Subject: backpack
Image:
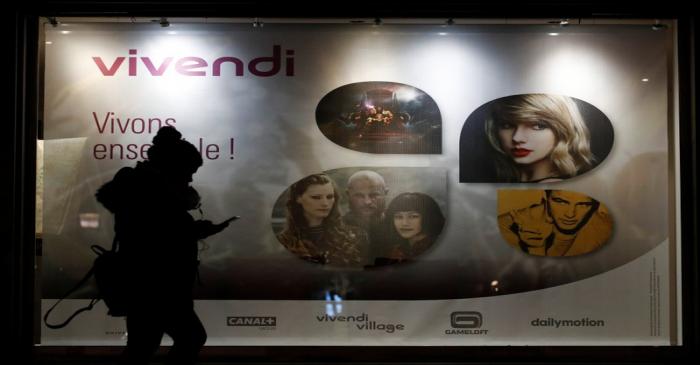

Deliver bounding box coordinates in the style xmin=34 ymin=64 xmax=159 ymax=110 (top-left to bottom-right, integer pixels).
xmin=43 ymin=237 xmax=127 ymax=329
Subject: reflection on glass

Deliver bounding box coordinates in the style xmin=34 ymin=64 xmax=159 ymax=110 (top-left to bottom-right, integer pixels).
xmin=325 ymin=291 xmax=343 ymax=316
xmin=79 ymin=213 xmax=100 ymax=229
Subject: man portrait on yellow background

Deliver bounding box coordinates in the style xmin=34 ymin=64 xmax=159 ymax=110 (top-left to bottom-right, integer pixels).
xmin=498 ymin=190 xmax=613 ymax=257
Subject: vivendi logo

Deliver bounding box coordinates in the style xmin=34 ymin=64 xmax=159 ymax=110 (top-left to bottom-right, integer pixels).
xmin=92 ymin=45 xmax=294 ymax=77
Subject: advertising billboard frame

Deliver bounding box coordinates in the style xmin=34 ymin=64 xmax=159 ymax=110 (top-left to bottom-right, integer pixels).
xmin=6 ymin=2 xmax=699 ymax=364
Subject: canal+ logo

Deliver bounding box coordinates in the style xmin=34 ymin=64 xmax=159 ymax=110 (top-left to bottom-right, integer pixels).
xmin=227 ymin=316 xmax=277 ymax=329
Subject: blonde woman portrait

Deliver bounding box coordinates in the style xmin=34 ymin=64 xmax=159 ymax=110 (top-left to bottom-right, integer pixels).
xmin=460 ymin=94 xmax=613 ymax=183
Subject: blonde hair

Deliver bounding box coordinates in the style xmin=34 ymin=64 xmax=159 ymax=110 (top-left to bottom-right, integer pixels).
xmin=485 ymin=94 xmax=595 ymax=181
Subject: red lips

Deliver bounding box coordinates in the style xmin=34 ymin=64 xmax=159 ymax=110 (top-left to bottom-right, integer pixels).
xmin=511 ymin=148 xmax=532 ymax=157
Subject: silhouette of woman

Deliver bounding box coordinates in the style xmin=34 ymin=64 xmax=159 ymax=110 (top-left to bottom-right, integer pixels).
xmin=96 ymin=126 xmax=229 ymax=365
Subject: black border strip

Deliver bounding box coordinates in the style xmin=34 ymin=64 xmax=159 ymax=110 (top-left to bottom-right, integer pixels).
xmin=6 ymin=7 xmax=39 ymax=365
xmin=7 ymin=2 xmax=699 ymax=364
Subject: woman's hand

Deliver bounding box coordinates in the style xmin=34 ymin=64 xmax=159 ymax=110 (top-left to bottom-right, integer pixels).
xmin=194 ymin=219 xmax=230 ymax=239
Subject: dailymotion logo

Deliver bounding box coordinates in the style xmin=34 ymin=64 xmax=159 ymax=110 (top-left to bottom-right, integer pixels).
xmin=530 ymin=317 xmax=605 ymax=328
xmin=444 ymin=311 xmax=489 ymax=335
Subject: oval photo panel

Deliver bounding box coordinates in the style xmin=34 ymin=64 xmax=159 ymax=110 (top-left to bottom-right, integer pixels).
xmin=271 ymin=167 xmax=447 ymax=268
xmin=497 ymin=189 xmax=613 ymax=256
xmin=459 ymin=94 xmax=614 ymax=183
xmin=316 ymin=82 xmax=442 ymax=154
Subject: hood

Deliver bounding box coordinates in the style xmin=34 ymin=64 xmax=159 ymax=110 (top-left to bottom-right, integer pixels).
xmin=95 ymin=165 xmax=142 ymax=213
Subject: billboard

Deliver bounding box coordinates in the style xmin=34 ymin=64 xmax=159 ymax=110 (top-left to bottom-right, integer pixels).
xmin=40 ymin=22 xmax=679 ymax=346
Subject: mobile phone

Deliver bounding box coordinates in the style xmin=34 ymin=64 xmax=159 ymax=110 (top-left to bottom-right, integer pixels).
xmin=222 ymin=216 xmax=241 ymax=224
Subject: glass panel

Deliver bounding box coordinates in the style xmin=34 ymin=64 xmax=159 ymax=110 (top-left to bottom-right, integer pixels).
xmin=40 ymin=21 xmax=678 ymax=346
